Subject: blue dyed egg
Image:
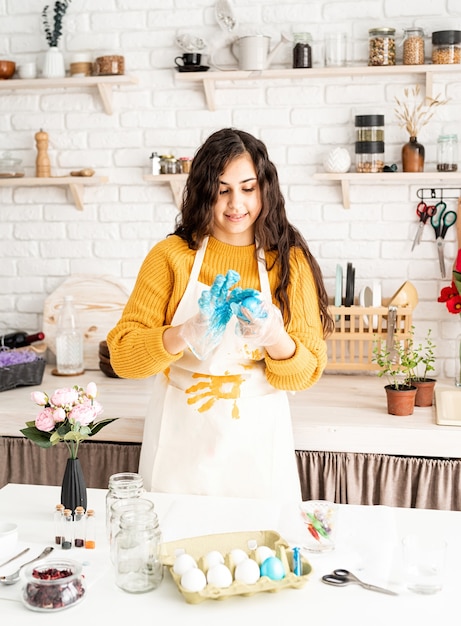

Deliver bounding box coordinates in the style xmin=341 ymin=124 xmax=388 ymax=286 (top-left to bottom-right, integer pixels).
xmin=259 ymin=556 xmax=285 ymax=580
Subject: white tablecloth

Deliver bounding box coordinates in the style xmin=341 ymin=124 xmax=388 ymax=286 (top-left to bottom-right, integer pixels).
xmin=0 ymin=484 xmax=459 ymax=625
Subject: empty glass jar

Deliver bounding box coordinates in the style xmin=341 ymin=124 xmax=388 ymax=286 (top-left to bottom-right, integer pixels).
xmin=114 ymin=510 xmax=164 ymax=593
xmin=106 ymin=472 xmax=144 ymax=535
xmin=437 ymin=134 xmax=458 ymax=171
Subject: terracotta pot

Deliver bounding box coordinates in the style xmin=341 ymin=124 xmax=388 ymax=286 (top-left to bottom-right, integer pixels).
xmin=385 ymin=384 xmax=417 ymax=416
xmin=411 ymin=378 xmax=436 ymax=407
xmin=402 ymin=136 xmax=425 ymax=172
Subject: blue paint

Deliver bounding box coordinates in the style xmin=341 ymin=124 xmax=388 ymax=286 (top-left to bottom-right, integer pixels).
xmin=198 ymin=270 xmax=241 ymax=344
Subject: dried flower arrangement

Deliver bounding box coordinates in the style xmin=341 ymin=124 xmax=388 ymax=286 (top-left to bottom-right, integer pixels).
xmin=42 ymin=0 xmax=72 ymax=47
xmin=394 ymin=85 xmax=449 ymax=137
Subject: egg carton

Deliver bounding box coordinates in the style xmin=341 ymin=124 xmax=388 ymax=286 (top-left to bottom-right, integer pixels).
xmin=160 ymin=529 xmax=312 ymax=604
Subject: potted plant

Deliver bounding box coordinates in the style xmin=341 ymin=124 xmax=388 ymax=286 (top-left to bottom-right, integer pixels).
xmin=372 ymin=336 xmax=418 ymax=416
xmin=41 ymin=1 xmax=72 ymax=78
xmin=406 ymin=327 xmax=437 ymax=407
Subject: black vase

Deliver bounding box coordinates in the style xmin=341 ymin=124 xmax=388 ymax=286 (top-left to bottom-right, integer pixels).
xmin=61 ymin=458 xmax=87 ymax=512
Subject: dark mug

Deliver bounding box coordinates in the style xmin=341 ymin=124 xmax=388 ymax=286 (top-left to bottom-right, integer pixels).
xmin=175 ymin=53 xmax=201 ymax=67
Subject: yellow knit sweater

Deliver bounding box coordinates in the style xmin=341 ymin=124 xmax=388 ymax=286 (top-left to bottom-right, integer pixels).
xmin=107 ymin=235 xmax=327 ymax=391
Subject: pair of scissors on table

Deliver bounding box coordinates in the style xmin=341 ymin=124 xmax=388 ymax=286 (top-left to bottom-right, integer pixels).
xmin=321 ymin=568 xmax=398 ymax=596
xmin=430 ymin=201 xmax=458 ymax=278
xmin=411 ymin=201 xmax=437 ymax=251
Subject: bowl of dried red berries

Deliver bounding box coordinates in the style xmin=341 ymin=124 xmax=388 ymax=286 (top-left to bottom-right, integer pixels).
xmin=22 ymin=560 xmax=86 ymax=612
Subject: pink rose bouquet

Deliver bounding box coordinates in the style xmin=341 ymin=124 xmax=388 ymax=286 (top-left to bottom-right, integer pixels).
xmin=21 ymin=382 xmax=117 ymax=459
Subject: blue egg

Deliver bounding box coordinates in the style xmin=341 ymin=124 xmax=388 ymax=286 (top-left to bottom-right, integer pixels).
xmin=259 ymin=556 xmax=286 ymax=580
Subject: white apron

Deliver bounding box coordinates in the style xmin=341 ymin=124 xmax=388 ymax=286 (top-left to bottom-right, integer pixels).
xmin=138 ymin=238 xmax=301 ymax=502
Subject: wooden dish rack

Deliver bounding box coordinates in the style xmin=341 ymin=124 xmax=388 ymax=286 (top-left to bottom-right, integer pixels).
xmin=325 ymin=305 xmax=413 ymax=372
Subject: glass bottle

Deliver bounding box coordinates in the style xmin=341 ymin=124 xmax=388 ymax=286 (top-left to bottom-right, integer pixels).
xmin=74 ymin=506 xmax=85 ymax=547
xmin=53 ymin=503 xmax=64 ymax=545
xmin=114 ymin=510 xmax=164 ymax=593
xmin=55 ymin=295 xmax=84 ymax=375
xmin=402 ymin=136 xmax=425 ymax=172
xmin=402 ymin=27 xmax=425 ymax=65
xmin=437 ymin=134 xmax=458 ymax=171
xmin=85 ymin=509 xmax=96 ymax=549
xmin=292 ymin=32 xmax=312 ymax=68
xmin=62 ymin=509 xmax=73 ymax=550
xmin=106 ymin=472 xmax=144 ymax=534
xmin=368 ymin=27 xmax=396 ymax=66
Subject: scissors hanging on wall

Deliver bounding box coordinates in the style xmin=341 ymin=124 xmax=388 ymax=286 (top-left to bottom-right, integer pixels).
xmin=430 ymin=201 xmax=457 ymax=278
xmin=411 ymin=201 xmax=438 ymax=251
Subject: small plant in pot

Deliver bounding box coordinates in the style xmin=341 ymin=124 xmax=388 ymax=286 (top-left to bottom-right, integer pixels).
xmin=372 ymin=337 xmax=418 ymax=416
xmin=405 ymin=327 xmax=436 ymax=407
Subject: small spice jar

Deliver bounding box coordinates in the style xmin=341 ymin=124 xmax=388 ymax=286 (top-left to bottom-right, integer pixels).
xmin=292 ymin=32 xmax=312 ymax=68
xmin=432 ymin=30 xmax=461 ymax=64
xmin=368 ymin=27 xmax=396 ymax=66
xmin=178 ymin=157 xmax=193 ymax=173
xmin=402 ymin=27 xmax=425 ymax=65
xmin=437 ymin=134 xmax=458 ymax=171
xmin=355 ymin=114 xmax=385 ymax=142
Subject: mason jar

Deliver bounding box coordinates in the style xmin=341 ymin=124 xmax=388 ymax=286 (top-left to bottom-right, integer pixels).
xmin=292 ymin=32 xmax=312 ymax=68
xmin=106 ymin=472 xmax=144 ymax=535
xmin=109 ymin=497 xmax=155 ymax=563
xmin=437 ymin=134 xmax=458 ymax=171
xmin=402 ymin=27 xmax=425 ymax=65
xmin=114 ymin=510 xmax=164 ymax=593
xmin=368 ymin=27 xmax=396 ymax=66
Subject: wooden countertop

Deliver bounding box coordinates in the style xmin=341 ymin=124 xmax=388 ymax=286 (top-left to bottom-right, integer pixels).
xmin=1 ymin=366 xmax=460 ymax=459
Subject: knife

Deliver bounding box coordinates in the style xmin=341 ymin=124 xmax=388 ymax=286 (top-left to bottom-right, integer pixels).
xmin=0 ymin=547 xmax=30 ymax=569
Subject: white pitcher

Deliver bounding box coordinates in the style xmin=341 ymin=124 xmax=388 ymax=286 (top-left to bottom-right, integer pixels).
xmin=212 ymin=35 xmax=284 ymax=71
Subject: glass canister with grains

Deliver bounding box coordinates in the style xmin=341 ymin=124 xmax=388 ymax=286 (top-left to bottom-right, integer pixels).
xmin=432 ymin=30 xmax=461 ymax=64
xmin=368 ymin=28 xmax=396 ymax=66
xmin=402 ymin=27 xmax=425 ymax=65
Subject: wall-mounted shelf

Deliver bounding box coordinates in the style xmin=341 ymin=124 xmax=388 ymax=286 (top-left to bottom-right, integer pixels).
xmin=175 ymin=64 xmax=461 ymax=111
xmin=0 ymin=75 xmax=138 ymax=115
xmin=0 ymin=176 xmax=109 ymax=210
xmin=314 ymin=171 xmax=461 ymax=209
xmin=143 ymin=173 xmax=188 ymax=208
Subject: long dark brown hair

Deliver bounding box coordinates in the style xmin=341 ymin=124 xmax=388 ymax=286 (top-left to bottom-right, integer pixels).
xmin=173 ymin=128 xmax=334 ymax=338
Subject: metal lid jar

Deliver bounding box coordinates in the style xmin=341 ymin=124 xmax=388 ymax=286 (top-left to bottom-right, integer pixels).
xmin=402 ymin=27 xmax=425 ymax=65
xmin=432 ymin=30 xmax=461 ymax=64
xmin=368 ymin=27 xmax=396 ymax=65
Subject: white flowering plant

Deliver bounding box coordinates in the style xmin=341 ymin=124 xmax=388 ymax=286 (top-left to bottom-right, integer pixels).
xmin=20 ymin=382 xmax=117 ymax=459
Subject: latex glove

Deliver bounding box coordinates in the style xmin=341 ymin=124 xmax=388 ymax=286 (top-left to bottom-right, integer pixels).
xmin=233 ymin=293 xmax=285 ymax=347
xmin=180 ymin=270 xmax=240 ymax=360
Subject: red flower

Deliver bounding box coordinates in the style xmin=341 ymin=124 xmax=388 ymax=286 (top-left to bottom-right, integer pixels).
xmin=438 ymin=282 xmax=459 ymax=303
xmin=446 ymin=294 xmax=461 ymax=314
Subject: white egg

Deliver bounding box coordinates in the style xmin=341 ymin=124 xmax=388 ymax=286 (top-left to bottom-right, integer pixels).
xmin=180 ymin=567 xmax=207 ymax=592
xmin=229 ymin=548 xmax=248 ymax=566
xmin=203 ymin=549 xmax=224 ymax=570
xmin=173 ymin=553 xmax=198 ymax=576
xmin=234 ymin=558 xmax=260 ymax=584
xmin=255 ymin=545 xmax=274 ymax=564
xmin=206 ymin=563 xmax=233 ymax=588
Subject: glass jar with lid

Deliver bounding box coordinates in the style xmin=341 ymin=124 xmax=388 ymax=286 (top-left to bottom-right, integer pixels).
xmin=402 ymin=27 xmax=425 ymax=65
xmin=368 ymin=27 xmax=396 ymax=65
xmin=432 ymin=30 xmax=461 ymax=64
xmin=292 ymin=32 xmax=312 ymax=68
xmin=355 ymin=114 xmax=385 ymax=142
xmin=437 ymin=134 xmax=458 ymax=171
xmin=355 ymin=142 xmax=385 ymax=173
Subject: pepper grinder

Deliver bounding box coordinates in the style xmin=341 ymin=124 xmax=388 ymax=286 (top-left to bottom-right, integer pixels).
xmin=35 ymin=128 xmax=51 ymax=177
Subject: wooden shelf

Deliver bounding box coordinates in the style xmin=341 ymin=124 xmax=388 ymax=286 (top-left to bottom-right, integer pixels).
xmin=175 ymin=63 xmax=461 ymax=110
xmin=143 ymin=173 xmax=188 ymax=208
xmin=0 ymin=74 xmax=138 ymax=115
xmin=0 ymin=176 xmax=109 ymax=210
xmin=314 ymin=171 xmax=461 ymax=208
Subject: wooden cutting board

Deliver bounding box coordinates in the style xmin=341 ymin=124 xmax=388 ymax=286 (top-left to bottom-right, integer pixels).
xmin=43 ymin=275 xmax=130 ymax=371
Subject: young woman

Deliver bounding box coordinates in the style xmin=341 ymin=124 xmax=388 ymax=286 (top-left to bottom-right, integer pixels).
xmin=107 ymin=128 xmax=334 ymax=502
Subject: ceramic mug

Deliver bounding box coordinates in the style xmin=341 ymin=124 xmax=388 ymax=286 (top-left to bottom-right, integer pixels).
xmin=18 ymin=62 xmax=37 ymax=79
xmin=175 ymin=53 xmax=201 ymax=67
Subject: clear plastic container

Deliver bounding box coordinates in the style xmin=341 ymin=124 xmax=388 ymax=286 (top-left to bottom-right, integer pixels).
xmin=402 ymin=27 xmax=425 ymax=65
xmin=292 ymin=32 xmax=312 ymax=68
xmin=368 ymin=27 xmax=396 ymax=65
xmin=355 ymin=141 xmax=385 ymax=173
xmin=437 ymin=134 xmax=458 ymax=171
xmin=22 ymin=560 xmax=86 ymax=612
xmin=432 ymin=30 xmax=461 ymax=64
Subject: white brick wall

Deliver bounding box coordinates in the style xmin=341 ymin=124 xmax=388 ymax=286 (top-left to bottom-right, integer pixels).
xmin=1 ymin=0 xmax=461 ymax=378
